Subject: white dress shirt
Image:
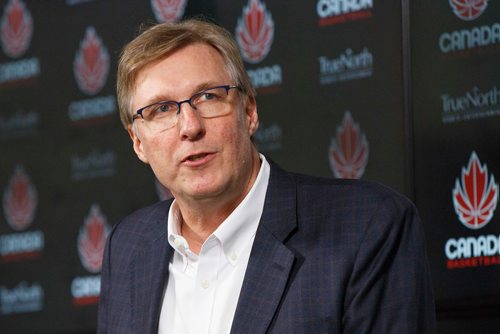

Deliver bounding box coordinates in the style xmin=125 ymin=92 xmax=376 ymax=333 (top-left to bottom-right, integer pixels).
xmin=158 ymin=155 xmax=270 ymax=334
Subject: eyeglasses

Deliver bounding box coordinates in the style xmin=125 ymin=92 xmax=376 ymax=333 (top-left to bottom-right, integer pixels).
xmin=132 ymin=85 xmax=241 ymax=131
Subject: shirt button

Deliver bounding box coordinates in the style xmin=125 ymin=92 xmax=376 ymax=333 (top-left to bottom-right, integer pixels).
xmin=201 ymin=280 xmax=210 ymax=289
xmin=174 ymin=238 xmax=182 ymax=247
xmin=230 ymin=253 xmax=238 ymax=262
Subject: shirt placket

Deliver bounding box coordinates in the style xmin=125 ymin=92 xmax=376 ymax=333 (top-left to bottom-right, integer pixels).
xmin=191 ymin=236 xmax=221 ymax=334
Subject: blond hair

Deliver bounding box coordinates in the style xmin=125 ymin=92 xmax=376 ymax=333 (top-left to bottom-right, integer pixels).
xmin=116 ymin=18 xmax=255 ymax=129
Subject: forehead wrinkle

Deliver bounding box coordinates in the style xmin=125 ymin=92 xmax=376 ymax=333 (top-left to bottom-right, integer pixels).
xmin=132 ymin=43 xmax=234 ymax=111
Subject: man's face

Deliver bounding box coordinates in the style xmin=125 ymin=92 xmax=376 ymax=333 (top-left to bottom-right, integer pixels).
xmin=129 ymin=43 xmax=259 ymax=204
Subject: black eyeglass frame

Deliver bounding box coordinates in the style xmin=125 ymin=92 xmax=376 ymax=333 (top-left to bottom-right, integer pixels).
xmin=131 ymin=85 xmax=241 ymax=122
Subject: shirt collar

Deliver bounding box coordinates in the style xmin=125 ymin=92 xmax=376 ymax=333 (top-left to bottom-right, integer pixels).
xmin=167 ymin=203 xmax=195 ymax=271
xmin=213 ymin=154 xmax=269 ymax=265
xmin=167 ymin=154 xmax=270 ymax=266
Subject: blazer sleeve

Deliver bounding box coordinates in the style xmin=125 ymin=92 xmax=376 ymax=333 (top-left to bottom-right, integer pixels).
xmin=342 ymin=195 xmax=436 ymax=334
xmin=97 ymin=221 xmax=132 ymax=334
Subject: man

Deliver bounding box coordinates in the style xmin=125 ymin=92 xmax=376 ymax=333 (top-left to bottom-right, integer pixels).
xmin=98 ymin=19 xmax=436 ymax=333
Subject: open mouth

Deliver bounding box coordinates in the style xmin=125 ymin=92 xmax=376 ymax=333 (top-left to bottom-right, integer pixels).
xmin=186 ymin=153 xmax=208 ymax=161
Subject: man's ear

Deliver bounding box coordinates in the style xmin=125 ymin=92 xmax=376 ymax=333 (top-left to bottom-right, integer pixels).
xmin=128 ymin=125 xmax=149 ymax=164
xmin=245 ymin=96 xmax=259 ymax=136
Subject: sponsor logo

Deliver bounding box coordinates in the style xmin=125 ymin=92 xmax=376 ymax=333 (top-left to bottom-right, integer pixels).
xmin=329 ymin=111 xmax=369 ymax=179
xmin=156 ymin=179 xmax=173 ymax=201
xmin=246 ymin=65 xmax=282 ymax=91
xmin=453 ymin=152 xmax=498 ymax=230
xmin=449 ymin=0 xmax=488 ymax=21
xmin=441 ymin=85 xmax=500 ymax=123
xmin=246 ymin=65 xmax=282 ymax=92
xmin=71 ymin=275 xmax=101 ymax=307
xmin=439 ymin=23 xmax=500 ymax=55
xmin=69 ymin=27 xmax=115 ymax=125
xmin=0 ymin=57 xmax=39 ymax=87
xmin=439 ymin=1 xmax=500 ymax=57
xmin=0 ymin=281 xmax=43 ymax=315
xmin=77 ymin=204 xmax=110 ymax=274
xmin=0 ymin=0 xmax=39 ymax=88
xmin=254 ymin=122 xmax=282 ymax=152
xmin=445 ymin=152 xmax=500 ymax=269
xmin=151 ymin=0 xmax=187 ymax=23
xmin=3 ymin=165 xmax=36 ymax=231
xmin=0 ymin=109 xmax=39 ymax=139
xmin=236 ymin=0 xmax=282 ymax=94
xmin=68 ymin=95 xmax=116 ymax=125
xmin=72 ymin=204 xmax=110 ymax=306
xmin=0 ymin=231 xmax=44 ymax=263
xmin=445 ymin=235 xmax=500 ymax=269
xmin=71 ymin=149 xmax=116 ymax=181
xmin=1 ymin=165 xmax=44 ymax=263
xmin=0 ymin=0 xmax=33 ymax=58
xmin=317 ymin=0 xmax=373 ymax=26
xmin=236 ymin=0 xmax=274 ymax=64
xmin=440 ymin=0 xmax=499 ymax=56
xmin=319 ymin=47 xmax=373 ymax=85
xmin=74 ymin=26 xmax=109 ymax=96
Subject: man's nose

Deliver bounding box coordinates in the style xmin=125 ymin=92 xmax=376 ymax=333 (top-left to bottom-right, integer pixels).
xmin=177 ymin=102 xmax=205 ymax=140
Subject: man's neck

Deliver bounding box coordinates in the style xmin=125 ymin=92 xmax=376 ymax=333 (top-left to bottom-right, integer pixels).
xmin=174 ymin=151 xmax=261 ymax=254
xmin=176 ymin=206 xmax=232 ymax=254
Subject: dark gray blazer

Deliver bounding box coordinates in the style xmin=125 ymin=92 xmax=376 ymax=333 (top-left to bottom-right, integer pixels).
xmin=98 ymin=161 xmax=436 ymax=333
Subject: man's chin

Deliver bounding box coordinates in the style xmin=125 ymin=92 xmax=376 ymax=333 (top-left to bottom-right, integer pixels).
xmin=178 ymin=182 xmax=227 ymax=202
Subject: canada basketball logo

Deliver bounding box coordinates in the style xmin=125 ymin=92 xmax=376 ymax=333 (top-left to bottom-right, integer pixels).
xmin=329 ymin=112 xmax=369 ymax=179
xmin=77 ymin=204 xmax=110 ymax=273
xmin=0 ymin=0 xmax=33 ymax=58
xmin=452 ymin=151 xmax=498 ymax=230
xmin=151 ymin=0 xmax=187 ymax=23
xmin=73 ymin=27 xmax=110 ymax=95
xmin=236 ymin=0 xmax=274 ymax=64
xmin=2 ymin=165 xmax=37 ymax=231
xmin=449 ymin=0 xmax=488 ymax=21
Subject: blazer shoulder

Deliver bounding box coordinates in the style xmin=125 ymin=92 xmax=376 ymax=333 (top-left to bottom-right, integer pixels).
xmin=291 ymin=172 xmax=413 ymax=207
xmin=108 ymin=199 xmax=172 ymax=246
xmin=288 ymin=172 xmax=420 ymax=241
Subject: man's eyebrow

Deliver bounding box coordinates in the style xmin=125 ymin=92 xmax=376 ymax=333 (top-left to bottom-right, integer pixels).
xmin=191 ymin=82 xmax=223 ymax=94
xmin=141 ymin=94 xmax=171 ymax=107
xmin=140 ymin=81 xmax=224 ymax=107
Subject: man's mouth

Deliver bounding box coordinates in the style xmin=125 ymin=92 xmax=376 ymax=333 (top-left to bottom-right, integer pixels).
xmin=180 ymin=150 xmax=217 ymax=166
xmin=186 ymin=153 xmax=208 ymax=161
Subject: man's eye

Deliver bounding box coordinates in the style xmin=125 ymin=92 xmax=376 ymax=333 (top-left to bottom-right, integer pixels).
xmin=202 ymin=93 xmax=217 ymax=100
xmin=154 ymin=103 xmax=174 ymax=113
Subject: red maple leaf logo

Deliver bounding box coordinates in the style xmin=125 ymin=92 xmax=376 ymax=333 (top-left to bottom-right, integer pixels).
xmin=2 ymin=165 xmax=37 ymax=231
xmin=77 ymin=204 xmax=110 ymax=273
xmin=329 ymin=112 xmax=369 ymax=179
xmin=449 ymin=0 xmax=488 ymax=21
xmin=0 ymin=0 xmax=33 ymax=58
xmin=236 ymin=0 xmax=274 ymax=64
xmin=150 ymin=0 xmax=187 ymax=23
xmin=453 ymin=152 xmax=498 ymax=229
xmin=73 ymin=26 xmax=109 ymax=95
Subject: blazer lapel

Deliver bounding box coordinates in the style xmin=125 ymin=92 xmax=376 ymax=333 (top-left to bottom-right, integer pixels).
xmin=231 ymin=161 xmax=298 ymax=334
xmin=144 ymin=234 xmax=173 ymax=333
xmin=131 ymin=201 xmax=174 ymax=333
